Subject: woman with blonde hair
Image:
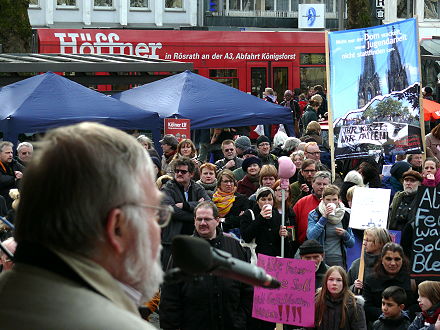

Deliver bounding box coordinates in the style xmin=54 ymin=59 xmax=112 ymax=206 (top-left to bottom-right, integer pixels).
xmin=315 ymin=266 xmax=367 ymax=329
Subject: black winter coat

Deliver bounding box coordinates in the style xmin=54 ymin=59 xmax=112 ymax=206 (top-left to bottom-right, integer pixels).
xmin=363 ymin=271 xmax=418 ymax=323
xmin=0 ymin=159 xmax=23 ymax=209
xmin=159 ymin=230 xmax=253 ymax=330
xmin=372 ymin=311 xmax=411 ymax=330
xmin=221 ymin=193 xmax=249 ymax=232
xmin=161 ymin=179 xmax=210 ymax=267
xmin=240 ymin=204 xmax=294 ymax=257
xmin=315 ymin=295 xmax=367 ymax=330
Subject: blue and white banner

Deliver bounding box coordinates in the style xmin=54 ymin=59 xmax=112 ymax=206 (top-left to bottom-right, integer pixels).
xmin=328 ymin=18 xmax=422 ymax=159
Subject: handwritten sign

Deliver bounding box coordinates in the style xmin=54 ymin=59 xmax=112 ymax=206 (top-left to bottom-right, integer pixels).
xmin=252 ymin=254 xmax=315 ymax=327
xmin=349 ymin=187 xmax=391 ymax=229
xmin=164 ymin=118 xmax=190 ymax=142
xmin=411 ymin=186 xmax=440 ymax=279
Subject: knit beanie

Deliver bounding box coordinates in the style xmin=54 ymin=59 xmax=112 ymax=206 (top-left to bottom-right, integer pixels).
xmin=150 ymin=157 xmax=161 ymax=170
xmin=390 ymin=161 xmax=411 ymax=180
xmin=243 ymin=148 xmax=258 ymax=157
xmin=242 ymin=156 xmax=262 ymax=173
xmin=299 ymin=239 xmax=324 ymax=255
xmin=256 ymin=135 xmax=270 ymax=146
xmin=235 ymin=136 xmax=251 ymax=150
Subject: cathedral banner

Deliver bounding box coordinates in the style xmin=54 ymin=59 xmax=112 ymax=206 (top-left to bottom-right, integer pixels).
xmin=327 ymin=18 xmax=422 ymax=159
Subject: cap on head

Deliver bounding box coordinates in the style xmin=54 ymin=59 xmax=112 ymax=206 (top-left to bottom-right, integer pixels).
xmin=160 ymin=134 xmax=178 ymax=148
xmin=299 ymin=239 xmax=324 ymax=255
xmin=235 ymin=136 xmax=251 ymax=150
xmin=402 ymin=169 xmax=423 ymax=182
xmin=242 ymin=156 xmax=262 ymax=173
xmin=256 ymin=135 xmax=270 ymax=147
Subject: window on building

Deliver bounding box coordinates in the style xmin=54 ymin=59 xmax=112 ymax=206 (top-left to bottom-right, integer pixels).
xmin=165 ymin=0 xmax=183 ymax=9
xmin=130 ymin=0 xmax=149 ymax=7
xmin=397 ymin=0 xmax=414 ymax=18
xmin=277 ymin=0 xmax=289 ymax=11
xmin=228 ymin=0 xmax=254 ymax=10
xmin=265 ymin=0 xmax=275 ymax=10
xmin=425 ymin=0 xmax=440 ymax=19
xmin=209 ymin=69 xmax=239 ymax=89
xmin=29 ymin=0 xmax=39 ymax=6
xmin=57 ymin=0 xmax=76 ymax=6
xmin=94 ymin=0 xmax=113 ymax=7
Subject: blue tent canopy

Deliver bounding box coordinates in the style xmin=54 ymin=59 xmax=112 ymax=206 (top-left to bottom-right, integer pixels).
xmin=113 ymin=70 xmax=293 ymax=129
xmin=0 ymin=72 xmax=161 ymax=144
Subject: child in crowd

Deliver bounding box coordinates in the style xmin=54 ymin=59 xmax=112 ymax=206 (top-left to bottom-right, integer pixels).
xmin=314 ymin=266 xmax=367 ymax=329
xmin=409 ymin=281 xmax=440 ymax=330
xmin=307 ymin=185 xmax=355 ymax=268
xmin=372 ymin=286 xmax=411 ymax=330
xmin=422 ymin=158 xmax=440 ymax=187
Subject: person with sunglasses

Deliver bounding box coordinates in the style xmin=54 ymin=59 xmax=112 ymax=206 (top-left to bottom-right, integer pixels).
xmin=161 ymin=157 xmax=210 ymax=269
xmin=215 ymin=140 xmax=243 ymax=172
xmin=160 ymin=201 xmax=252 ymax=330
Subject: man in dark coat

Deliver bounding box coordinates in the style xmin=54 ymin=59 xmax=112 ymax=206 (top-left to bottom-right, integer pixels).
xmin=161 ymin=157 xmax=210 ymax=268
xmin=160 ymin=201 xmax=253 ymax=330
xmin=0 ymin=141 xmax=23 ymax=209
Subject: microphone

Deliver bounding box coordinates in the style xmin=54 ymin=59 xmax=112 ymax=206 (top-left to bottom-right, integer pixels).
xmin=172 ymin=235 xmax=281 ymax=289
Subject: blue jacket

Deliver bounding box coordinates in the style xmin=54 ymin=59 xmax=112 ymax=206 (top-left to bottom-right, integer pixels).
xmin=306 ymin=208 xmax=355 ymax=266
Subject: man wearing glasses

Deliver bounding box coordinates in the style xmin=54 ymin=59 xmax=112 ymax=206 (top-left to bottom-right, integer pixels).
xmin=0 ymin=122 xmax=168 ymax=329
xmin=215 ymin=140 xmax=243 ymax=172
xmin=256 ymin=135 xmax=278 ymax=168
xmin=160 ymin=201 xmax=252 ymax=330
xmin=161 ymin=157 xmax=210 ymax=269
xmin=289 ymin=159 xmax=317 ymax=206
xmin=304 ymin=141 xmax=330 ymax=172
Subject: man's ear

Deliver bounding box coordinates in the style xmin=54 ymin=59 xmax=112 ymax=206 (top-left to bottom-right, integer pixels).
xmin=105 ymin=208 xmax=130 ymax=255
xmin=399 ymin=304 xmax=405 ymax=311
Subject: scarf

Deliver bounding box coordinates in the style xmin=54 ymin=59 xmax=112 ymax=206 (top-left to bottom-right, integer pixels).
xmin=422 ymin=303 xmax=440 ymax=324
xmin=318 ymin=200 xmax=345 ymax=224
xmin=248 ymin=174 xmax=260 ymax=188
xmin=196 ymin=180 xmax=217 ymax=192
xmin=0 ymin=161 xmax=13 ymax=175
xmin=212 ymin=188 xmax=236 ymax=217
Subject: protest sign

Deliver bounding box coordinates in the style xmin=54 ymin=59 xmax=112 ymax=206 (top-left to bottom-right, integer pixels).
xmin=349 ymin=187 xmax=391 ymax=229
xmin=327 ymin=18 xmax=422 ymax=159
xmin=164 ymin=118 xmax=190 ymax=141
xmin=252 ymin=254 xmax=315 ymax=327
xmin=411 ymin=186 xmax=440 ymax=280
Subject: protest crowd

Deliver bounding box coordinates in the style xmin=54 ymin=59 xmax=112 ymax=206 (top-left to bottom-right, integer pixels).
xmin=1 ymin=85 xmax=440 ymax=330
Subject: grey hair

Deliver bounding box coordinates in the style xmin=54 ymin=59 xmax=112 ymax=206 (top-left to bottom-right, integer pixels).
xmin=273 ymin=131 xmax=288 ymax=148
xmin=17 ymin=142 xmax=33 ymax=152
xmin=283 ymin=137 xmax=301 ymax=153
xmin=344 ymin=170 xmax=364 ymax=186
xmin=137 ymin=134 xmax=153 ymax=148
xmin=0 ymin=141 xmax=13 ymax=153
xmin=313 ymin=170 xmax=331 ymax=182
xmin=14 ymin=122 xmax=156 ymax=258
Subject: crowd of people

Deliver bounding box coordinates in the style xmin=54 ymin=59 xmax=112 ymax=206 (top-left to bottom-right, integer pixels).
xmin=0 ymin=85 xmax=439 ymax=329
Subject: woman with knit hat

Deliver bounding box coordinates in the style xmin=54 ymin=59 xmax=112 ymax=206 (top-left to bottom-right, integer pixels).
xmin=237 ymin=156 xmax=262 ymax=197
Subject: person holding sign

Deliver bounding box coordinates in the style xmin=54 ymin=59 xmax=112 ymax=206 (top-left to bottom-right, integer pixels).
xmin=306 ymin=185 xmax=355 ymax=268
xmin=348 ymin=227 xmax=392 ymax=293
xmin=314 ymin=266 xmax=367 ymax=330
xmin=409 ymin=281 xmax=440 ymax=330
xmin=363 ymin=242 xmax=418 ymax=324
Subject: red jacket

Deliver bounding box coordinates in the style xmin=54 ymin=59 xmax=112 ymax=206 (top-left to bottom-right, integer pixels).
xmin=293 ymin=194 xmax=320 ymax=244
xmin=237 ymin=175 xmax=258 ymax=198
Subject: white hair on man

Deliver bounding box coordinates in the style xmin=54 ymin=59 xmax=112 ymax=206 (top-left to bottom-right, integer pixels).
xmin=14 ymin=122 xmax=163 ymax=301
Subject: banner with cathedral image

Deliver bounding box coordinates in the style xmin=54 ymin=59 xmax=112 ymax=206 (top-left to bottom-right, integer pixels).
xmin=327 ymin=18 xmax=422 ymax=159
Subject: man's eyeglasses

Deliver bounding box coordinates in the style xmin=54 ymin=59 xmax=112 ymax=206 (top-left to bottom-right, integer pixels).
xmin=174 ymin=169 xmax=189 ymax=175
xmin=302 ymin=169 xmax=317 ymax=173
xmin=306 ymin=151 xmax=321 ymax=156
xmin=120 ymin=203 xmax=173 ymax=228
xmin=195 ymin=217 xmax=216 ymax=222
xmin=258 ymin=143 xmax=270 ymax=147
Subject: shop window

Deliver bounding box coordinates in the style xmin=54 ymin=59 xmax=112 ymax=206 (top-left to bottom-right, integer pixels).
xmin=130 ymin=0 xmax=149 ymax=7
xmin=165 ymin=0 xmax=183 ymax=9
xmin=209 ymin=69 xmax=239 ymax=89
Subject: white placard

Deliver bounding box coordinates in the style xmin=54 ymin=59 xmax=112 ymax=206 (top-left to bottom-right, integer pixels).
xmin=349 ymin=187 xmax=391 ymax=229
xmin=382 ymin=164 xmax=392 ymax=177
xmin=298 ymin=4 xmax=325 ymax=29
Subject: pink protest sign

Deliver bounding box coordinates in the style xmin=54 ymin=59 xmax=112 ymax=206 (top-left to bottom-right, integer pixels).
xmin=252 ymin=254 xmax=315 ymax=327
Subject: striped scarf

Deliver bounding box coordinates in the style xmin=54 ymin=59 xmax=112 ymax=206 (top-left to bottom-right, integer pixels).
xmin=212 ymin=188 xmax=236 ymax=217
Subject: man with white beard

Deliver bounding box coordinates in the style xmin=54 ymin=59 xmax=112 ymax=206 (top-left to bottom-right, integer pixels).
xmin=0 ymin=122 xmax=168 ymax=330
xmin=388 ymin=169 xmax=422 ymax=231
